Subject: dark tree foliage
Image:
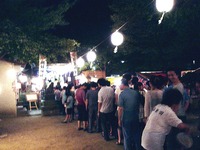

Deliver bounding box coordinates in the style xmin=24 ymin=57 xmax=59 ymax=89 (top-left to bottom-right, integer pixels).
xmin=110 ymin=0 xmax=200 ymax=72
xmin=0 ymin=0 xmax=79 ymax=64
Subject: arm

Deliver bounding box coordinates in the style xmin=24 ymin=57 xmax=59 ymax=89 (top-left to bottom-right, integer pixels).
xmin=144 ymin=91 xmax=150 ymax=120
xmin=115 ymin=93 xmax=119 ymax=105
xmin=82 ymin=90 xmax=86 ymax=105
xmin=97 ymin=90 xmax=103 ymax=116
xmin=85 ymin=92 xmax=89 ymax=110
xmin=65 ymin=96 xmax=71 ymax=105
xmin=167 ymin=107 xmax=190 ymax=133
xmin=98 ymin=102 xmax=102 ymax=116
xmin=118 ymin=106 xmax=123 ymax=127
xmin=85 ymin=99 xmax=88 ymax=110
xmin=177 ymin=123 xmax=190 ymax=133
xmin=183 ymin=90 xmax=190 ymax=111
xmin=184 ymin=101 xmax=190 ymax=112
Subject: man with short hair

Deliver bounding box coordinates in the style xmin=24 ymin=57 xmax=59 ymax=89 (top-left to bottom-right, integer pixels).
xmin=167 ymin=67 xmax=189 ymax=121
xmin=115 ymin=73 xmax=132 ymax=145
xmin=166 ymin=67 xmax=190 ymax=150
xmin=86 ymin=82 xmax=99 ymax=133
xmin=98 ymin=78 xmax=115 ymax=141
xmin=118 ymin=78 xmax=142 ymax=150
xmin=142 ymin=89 xmax=189 ymax=150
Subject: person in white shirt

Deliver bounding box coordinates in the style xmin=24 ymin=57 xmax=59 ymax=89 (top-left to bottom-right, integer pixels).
xmin=144 ymin=75 xmax=164 ymax=122
xmin=98 ymin=78 xmax=115 ymax=141
xmin=141 ymin=88 xmax=189 ymax=150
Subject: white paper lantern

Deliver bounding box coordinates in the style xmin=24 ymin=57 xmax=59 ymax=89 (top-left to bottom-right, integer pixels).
xmin=76 ymin=57 xmax=85 ymax=68
xmin=87 ymin=51 xmax=96 ymax=62
xmin=111 ymin=31 xmax=124 ymax=46
xmin=156 ymin=0 xmax=174 ymax=13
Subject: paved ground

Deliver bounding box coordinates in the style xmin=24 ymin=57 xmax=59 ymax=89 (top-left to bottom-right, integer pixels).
xmin=0 ymin=114 xmax=123 ymax=150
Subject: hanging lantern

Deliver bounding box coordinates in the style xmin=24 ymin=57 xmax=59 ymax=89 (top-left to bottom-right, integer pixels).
xmin=156 ymin=0 xmax=174 ymax=24
xmin=156 ymin=0 xmax=174 ymax=12
xmin=76 ymin=57 xmax=85 ymax=68
xmin=111 ymin=31 xmax=124 ymax=53
xmin=86 ymin=51 xmax=96 ymax=62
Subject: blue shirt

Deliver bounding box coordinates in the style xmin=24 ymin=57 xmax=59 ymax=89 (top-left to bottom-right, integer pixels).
xmin=119 ymin=88 xmax=140 ymax=121
xmin=86 ymin=89 xmax=98 ymax=108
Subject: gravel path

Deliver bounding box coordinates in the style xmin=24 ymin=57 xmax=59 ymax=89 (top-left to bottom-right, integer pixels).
xmin=0 ymin=115 xmax=123 ymax=150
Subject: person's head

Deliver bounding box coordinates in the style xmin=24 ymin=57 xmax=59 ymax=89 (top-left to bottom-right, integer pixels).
xmin=90 ymin=82 xmax=97 ymax=89
xmin=145 ymin=81 xmax=151 ymax=90
xmin=131 ymin=77 xmax=139 ymax=85
xmin=137 ymin=82 xmax=143 ymax=91
xmin=161 ymin=88 xmax=183 ymax=113
xmin=149 ymin=75 xmax=164 ymax=90
xmin=65 ymin=85 xmax=73 ymax=97
xmin=80 ymin=83 xmax=87 ymax=90
xmin=62 ymin=86 xmax=67 ymax=90
xmin=106 ymin=80 xmax=111 ymax=86
xmin=97 ymin=78 xmax=107 ymax=87
xmin=120 ymin=78 xmax=129 ymax=90
xmin=55 ymin=87 xmax=60 ymax=90
xmin=167 ymin=67 xmax=181 ymax=84
xmin=122 ymin=73 xmax=132 ymax=82
xmin=68 ymin=84 xmax=73 ymax=90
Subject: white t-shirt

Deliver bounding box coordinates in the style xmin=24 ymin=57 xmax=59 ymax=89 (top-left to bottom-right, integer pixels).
xmin=142 ymin=104 xmax=182 ymax=150
xmin=173 ymin=83 xmax=184 ymax=95
xmin=98 ymin=86 xmax=114 ymax=113
xmin=172 ymin=82 xmax=186 ymax=116
xmin=144 ymin=90 xmax=163 ymax=118
xmin=61 ymin=90 xmax=67 ymax=104
xmin=115 ymin=87 xmax=122 ymax=105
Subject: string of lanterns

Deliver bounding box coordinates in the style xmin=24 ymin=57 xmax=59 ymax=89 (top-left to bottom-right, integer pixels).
xmin=76 ymin=0 xmax=175 ymax=68
xmin=76 ymin=50 xmax=97 ymax=69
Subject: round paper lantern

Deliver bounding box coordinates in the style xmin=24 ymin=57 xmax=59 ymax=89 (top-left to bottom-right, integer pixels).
xmin=156 ymin=0 xmax=174 ymax=13
xmin=86 ymin=51 xmax=96 ymax=62
xmin=76 ymin=57 xmax=85 ymax=68
xmin=111 ymin=31 xmax=124 ymax=46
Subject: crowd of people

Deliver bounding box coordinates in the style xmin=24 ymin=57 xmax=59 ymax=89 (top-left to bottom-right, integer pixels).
xmin=53 ymin=67 xmax=200 ymax=150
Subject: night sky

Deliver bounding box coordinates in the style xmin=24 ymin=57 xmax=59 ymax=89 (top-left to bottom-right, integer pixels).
xmin=56 ymin=0 xmax=112 ymax=47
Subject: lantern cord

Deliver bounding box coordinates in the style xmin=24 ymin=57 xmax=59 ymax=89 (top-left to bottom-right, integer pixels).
xmin=117 ymin=22 xmax=129 ymax=32
xmin=114 ymin=46 xmax=118 ymax=53
xmin=158 ymin=12 xmax=165 ymax=24
xmin=90 ymin=62 xmax=93 ymax=69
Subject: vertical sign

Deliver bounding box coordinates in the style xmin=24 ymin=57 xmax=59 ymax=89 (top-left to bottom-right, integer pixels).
xmin=39 ymin=55 xmax=47 ymax=79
